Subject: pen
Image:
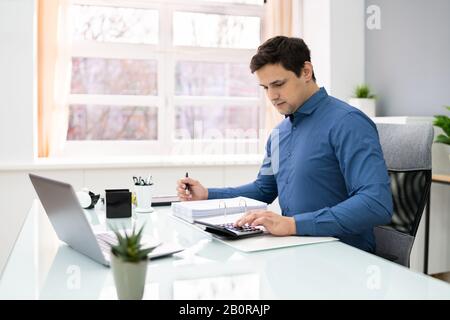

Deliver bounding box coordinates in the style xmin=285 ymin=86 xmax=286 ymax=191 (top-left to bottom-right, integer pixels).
xmin=185 ymin=172 xmax=190 ymax=195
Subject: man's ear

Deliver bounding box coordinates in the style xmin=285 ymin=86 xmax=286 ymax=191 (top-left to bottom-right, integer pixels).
xmin=302 ymin=62 xmax=314 ymax=82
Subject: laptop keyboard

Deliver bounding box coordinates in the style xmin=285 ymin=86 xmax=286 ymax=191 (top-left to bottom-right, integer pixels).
xmin=96 ymin=233 xmax=117 ymax=256
xmin=96 ymin=232 xmax=164 ymax=260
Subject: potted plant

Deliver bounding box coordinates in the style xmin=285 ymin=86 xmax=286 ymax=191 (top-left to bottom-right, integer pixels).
xmin=433 ymin=106 xmax=450 ymax=161
xmin=348 ymin=84 xmax=377 ymax=117
xmin=109 ymin=225 xmax=154 ymax=300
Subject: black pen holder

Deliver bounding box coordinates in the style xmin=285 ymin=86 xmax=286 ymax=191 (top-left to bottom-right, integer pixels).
xmin=105 ymin=189 xmax=131 ymax=218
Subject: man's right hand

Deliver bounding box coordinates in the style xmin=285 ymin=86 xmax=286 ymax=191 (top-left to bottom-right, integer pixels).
xmin=176 ymin=176 xmax=208 ymax=201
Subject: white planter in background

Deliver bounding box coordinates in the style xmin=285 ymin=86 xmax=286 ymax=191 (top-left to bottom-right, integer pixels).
xmin=348 ymin=98 xmax=376 ymax=117
xmin=447 ymin=145 xmax=450 ymax=163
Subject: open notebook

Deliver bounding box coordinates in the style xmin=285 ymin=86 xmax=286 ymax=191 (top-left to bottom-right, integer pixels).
xmin=171 ymin=196 xmax=267 ymax=222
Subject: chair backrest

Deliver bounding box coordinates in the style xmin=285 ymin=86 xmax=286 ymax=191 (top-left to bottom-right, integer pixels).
xmin=374 ymin=123 xmax=433 ymax=267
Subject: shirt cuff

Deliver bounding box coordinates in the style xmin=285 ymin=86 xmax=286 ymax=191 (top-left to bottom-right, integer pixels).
xmin=294 ymin=212 xmax=317 ymax=235
xmin=207 ymin=188 xmax=224 ymax=200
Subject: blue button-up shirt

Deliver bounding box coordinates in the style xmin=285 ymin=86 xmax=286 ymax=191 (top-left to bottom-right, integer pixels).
xmin=208 ymin=87 xmax=393 ymax=252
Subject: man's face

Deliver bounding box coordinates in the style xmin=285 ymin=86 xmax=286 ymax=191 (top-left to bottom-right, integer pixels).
xmin=255 ymin=63 xmax=309 ymax=115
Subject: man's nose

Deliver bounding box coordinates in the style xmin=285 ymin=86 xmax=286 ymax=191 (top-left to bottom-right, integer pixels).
xmin=267 ymin=87 xmax=279 ymax=101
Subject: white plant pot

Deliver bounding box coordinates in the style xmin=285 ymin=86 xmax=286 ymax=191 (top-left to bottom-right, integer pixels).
xmin=111 ymin=253 xmax=148 ymax=300
xmin=447 ymin=145 xmax=450 ymax=162
xmin=348 ymin=98 xmax=376 ymax=117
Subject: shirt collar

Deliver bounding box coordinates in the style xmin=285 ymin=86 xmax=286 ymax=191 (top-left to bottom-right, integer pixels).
xmin=285 ymin=87 xmax=328 ymax=122
xmin=285 ymin=114 xmax=295 ymax=122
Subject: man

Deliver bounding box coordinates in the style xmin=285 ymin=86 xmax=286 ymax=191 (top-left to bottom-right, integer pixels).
xmin=176 ymin=36 xmax=392 ymax=252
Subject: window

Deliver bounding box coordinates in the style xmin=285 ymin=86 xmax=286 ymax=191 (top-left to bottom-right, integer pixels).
xmin=63 ymin=0 xmax=264 ymax=157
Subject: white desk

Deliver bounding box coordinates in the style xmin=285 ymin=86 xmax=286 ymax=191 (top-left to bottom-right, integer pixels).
xmin=1 ymin=200 xmax=450 ymax=300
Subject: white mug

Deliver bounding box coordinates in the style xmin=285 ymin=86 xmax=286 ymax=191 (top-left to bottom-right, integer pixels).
xmin=134 ymin=185 xmax=154 ymax=213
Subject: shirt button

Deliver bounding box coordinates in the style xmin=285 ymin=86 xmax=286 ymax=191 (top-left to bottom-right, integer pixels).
xmin=286 ymin=179 xmax=289 ymax=185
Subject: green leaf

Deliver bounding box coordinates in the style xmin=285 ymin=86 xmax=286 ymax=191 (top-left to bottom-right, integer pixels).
xmin=108 ymin=223 xmax=154 ymax=262
xmin=433 ymin=114 xmax=450 ymax=137
xmin=435 ymin=134 xmax=450 ymax=145
xmin=354 ymin=84 xmax=375 ymax=99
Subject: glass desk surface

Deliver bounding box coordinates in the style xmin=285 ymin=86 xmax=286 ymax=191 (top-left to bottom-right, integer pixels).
xmin=1 ymin=200 xmax=450 ymax=300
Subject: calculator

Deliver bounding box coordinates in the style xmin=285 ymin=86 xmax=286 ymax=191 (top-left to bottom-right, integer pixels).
xmin=194 ymin=220 xmax=263 ymax=240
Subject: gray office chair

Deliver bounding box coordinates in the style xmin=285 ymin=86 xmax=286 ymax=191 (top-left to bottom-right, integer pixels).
xmin=374 ymin=123 xmax=433 ymax=267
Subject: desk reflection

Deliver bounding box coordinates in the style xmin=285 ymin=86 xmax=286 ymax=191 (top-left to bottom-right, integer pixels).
xmin=173 ymin=273 xmax=260 ymax=300
xmin=40 ymin=244 xmax=107 ymax=299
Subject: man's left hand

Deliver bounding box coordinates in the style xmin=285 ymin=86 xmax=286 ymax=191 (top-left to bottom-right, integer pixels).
xmin=234 ymin=210 xmax=296 ymax=236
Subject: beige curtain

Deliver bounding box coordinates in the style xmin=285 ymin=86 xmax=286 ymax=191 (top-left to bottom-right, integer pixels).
xmin=262 ymin=0 xmax=302 ymax=134
xmin=38 ymin=0 xmax=71 ymax=157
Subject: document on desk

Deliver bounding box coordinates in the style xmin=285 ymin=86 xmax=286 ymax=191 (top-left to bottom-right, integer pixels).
xmin=171 ymin=196 xmax=267 ymax=222
xmin=218 ymin=232 xmax=338 ymax=253
xmin=190 ymin=212 xmax=338 ymax=253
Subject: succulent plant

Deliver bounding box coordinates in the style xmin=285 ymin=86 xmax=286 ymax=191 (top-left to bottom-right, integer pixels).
xmin=110 ymin=225 xmax=154 ymax=263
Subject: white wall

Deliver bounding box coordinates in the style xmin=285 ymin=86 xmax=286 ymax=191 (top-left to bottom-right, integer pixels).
xmin=302 ymin=0 xmax=331 ymax=92
xmin=302 ymin=0 xmax=365 ymax=101
xmin=365 ymin=0 xmax=450 ymax=117
xmin=0 ymin=0 xmax=37 ymax=163
xmin=330 ymin=0 xmax=365 ymax=101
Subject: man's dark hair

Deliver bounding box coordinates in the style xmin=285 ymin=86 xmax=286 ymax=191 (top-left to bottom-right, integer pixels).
xmin=250 ymin=36 xmax=316 ymax=81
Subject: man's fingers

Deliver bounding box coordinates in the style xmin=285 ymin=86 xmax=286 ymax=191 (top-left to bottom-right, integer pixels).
xmin=177 ymin=185 xmax=192 ymax=200
xmin=178 ymin=194 xmax=192 ymax=201
xmin=246 ymin=209 xmax=262 ymax=215
xmin=182 ymin=177 xmax=196 ymax=185
xmin=237 ymin=211 xmax=273 ymax=226
xmin=251 ymin=217 xmax=269 ymax=227
xmin=178 ymin=179 xmax=189 ymax=187
xmin=179 ymin=189 xmax=191 ymax=196
xmin=236 ymin=213 xmax=258 ymax=226
xmin=177 ymin=187 xmax=191 ymax=196
xmin=176 ymin=177 xmax=197 ymax=202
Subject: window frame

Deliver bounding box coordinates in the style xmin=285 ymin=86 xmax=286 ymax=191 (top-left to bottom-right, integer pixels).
xmin=60 ymin=0 xmax=265 ymax=158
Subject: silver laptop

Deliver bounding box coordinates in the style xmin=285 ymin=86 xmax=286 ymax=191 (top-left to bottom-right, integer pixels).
xmin=29 ymin=173 xmax=183 ymax=267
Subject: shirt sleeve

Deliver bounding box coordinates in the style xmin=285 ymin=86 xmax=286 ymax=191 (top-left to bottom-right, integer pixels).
xmin=208 ymin=135 xmax=279 ymax=204
xmin=294 ymin=112 xmax=393 ymax=236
